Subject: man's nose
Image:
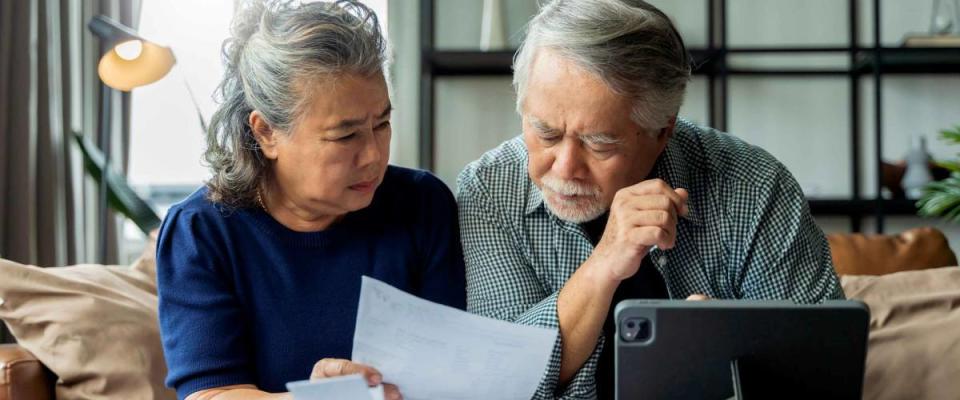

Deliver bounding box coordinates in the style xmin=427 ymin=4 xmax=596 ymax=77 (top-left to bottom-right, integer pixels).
xmin=551 ymin=139 xmax=586 ymax=180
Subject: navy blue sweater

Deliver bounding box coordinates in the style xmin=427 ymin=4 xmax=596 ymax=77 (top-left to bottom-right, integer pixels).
xmin=156 ymin=166 xmax=467 ymax=399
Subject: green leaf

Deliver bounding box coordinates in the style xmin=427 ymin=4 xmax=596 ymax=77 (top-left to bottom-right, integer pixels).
xmin=921 ymin=126 xmax=960 ymax=223
xmin=73 ymin=132 xmax=162 ymax=235
xmin=941 ymin=125 xmax=960 ymax=145
xmin=936 ymin=160 xmax=960 ymax=173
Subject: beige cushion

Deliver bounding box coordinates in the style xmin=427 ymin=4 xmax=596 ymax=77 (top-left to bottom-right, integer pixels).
xmin=0 ymin=253 xmax=175 ymax=400
xmin=842 ymin=266 xmax=960 ymax=400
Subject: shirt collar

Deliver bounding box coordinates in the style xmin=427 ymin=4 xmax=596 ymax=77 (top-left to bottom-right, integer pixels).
xmin=522 ymin=119 xmax=702 ymax=224
xmin=524 ymin=175 xmax=545 ymax=215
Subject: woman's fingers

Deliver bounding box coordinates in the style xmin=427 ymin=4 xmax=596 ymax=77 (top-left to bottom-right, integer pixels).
xmin=310 ymin=358 xmax=383 ymax=386
xmin=382 ymin=383 xmax=403 ymax=400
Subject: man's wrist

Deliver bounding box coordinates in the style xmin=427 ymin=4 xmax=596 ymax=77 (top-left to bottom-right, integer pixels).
xmin=580 ymin=255 xmax=622 ymax=294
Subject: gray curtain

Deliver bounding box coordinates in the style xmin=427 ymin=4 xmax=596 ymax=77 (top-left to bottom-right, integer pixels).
xmin=0 ymin=0 xmax=138 ymax=344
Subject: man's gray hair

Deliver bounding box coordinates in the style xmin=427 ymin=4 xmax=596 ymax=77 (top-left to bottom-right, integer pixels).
xmin=513 ymin=0 xmax=692 ymax=131
xmin=204 ymin=0 xmax=387 ymax=207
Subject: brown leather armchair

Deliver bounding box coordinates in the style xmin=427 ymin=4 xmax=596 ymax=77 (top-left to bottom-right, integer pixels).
xmin=0 ymin=344 xmax=53 ymax=400
xmin=0 ymin=227 xmax=956 ymax=399
xmin=827 ymin=226 xmax=957 ymax=276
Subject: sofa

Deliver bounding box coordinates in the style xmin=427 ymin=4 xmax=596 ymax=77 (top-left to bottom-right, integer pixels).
xmin=1 ymin=228 xmax=958 ymax=400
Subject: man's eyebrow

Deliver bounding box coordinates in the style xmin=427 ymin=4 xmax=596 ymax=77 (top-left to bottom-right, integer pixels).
xmin=530 ymin=118 xmax=562 ymax=135
xmin=579 ymin=132 xmax=622 ymax=145
xmin=324 ymin=103 xmax=393 ymax=131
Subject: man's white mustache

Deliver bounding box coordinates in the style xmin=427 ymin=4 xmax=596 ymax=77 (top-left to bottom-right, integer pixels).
xmin=541 ymin=175 xmax=600 ymax=197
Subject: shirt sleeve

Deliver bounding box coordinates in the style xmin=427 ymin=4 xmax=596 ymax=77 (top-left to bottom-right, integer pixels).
xmin=735 ymin=162 xmax=845 ymax=303
xmin=412 ymin=172 xmax=468 ymax=310
xmin=458 ymin=172 xmax=600 ymax=400
xmin=156 ymin=206 xmax=254 ymax=399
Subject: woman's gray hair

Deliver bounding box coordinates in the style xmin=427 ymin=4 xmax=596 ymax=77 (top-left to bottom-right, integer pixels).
xmin=204 ymin=0 xmax=387 ymax=207
xmin=513 ymin=0 xmax=692 ymax=131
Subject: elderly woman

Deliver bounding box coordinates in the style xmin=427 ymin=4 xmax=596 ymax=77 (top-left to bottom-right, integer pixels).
xmin=155 ymin=1 xmax=465 ymax=399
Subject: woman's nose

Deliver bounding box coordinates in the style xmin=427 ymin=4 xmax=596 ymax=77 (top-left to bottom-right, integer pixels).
xmin=357 ymin=131 xmax=383 ymax=167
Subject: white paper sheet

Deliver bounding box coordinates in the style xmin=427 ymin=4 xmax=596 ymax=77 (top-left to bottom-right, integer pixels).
xmin=352 ymin=276 xmax=558 ymax=400
xmin=286 ymin=374 xmax=385 ymax=400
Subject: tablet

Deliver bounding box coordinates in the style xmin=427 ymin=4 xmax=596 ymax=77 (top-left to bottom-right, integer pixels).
xmin=615 ymin=300 xmax=869 ymax=399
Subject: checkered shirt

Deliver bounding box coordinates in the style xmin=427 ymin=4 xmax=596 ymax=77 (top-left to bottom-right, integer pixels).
xmin=456 ymin=118 xmax=845 ymax=399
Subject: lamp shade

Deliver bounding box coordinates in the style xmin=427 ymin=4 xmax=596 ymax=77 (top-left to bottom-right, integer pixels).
xmin=87 ymin=15 xmax=175 ymax=91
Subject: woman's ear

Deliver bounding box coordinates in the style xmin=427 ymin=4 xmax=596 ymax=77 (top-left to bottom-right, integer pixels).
xmin=250 ymin=111 xmax=280 ymax=160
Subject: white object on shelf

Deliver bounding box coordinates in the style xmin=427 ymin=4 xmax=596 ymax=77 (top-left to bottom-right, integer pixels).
xmin=930 ymin=0 xmax=960 ymax=35
xmin=902 ymin=135 xmax=934 ymax=199
xmin=480 ymin=0 xmax=507 ymax=51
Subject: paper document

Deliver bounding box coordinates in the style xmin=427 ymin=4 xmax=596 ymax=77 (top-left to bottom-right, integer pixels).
xmin=286 ymin=374 xmax=384 ymax=400
xmin=352 ymin=276 xmax=558 ymax=400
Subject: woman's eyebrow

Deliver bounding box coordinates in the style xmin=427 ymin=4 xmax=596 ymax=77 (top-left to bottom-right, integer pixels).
xmin=324 ymin=103 xmax=393 ymax=131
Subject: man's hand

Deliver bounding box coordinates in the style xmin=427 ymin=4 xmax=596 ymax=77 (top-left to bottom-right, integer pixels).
xmin=590 ymin=179 xmax=688 ymax=283
xmin=310 ymin=359 xmax=402 ymax=400
xmin=556 ymin=179 xmax=689 ymax=384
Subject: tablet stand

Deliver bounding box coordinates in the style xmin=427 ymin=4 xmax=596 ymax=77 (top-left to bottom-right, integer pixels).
xmin=730 ymin=359 xmax=745 ymax=400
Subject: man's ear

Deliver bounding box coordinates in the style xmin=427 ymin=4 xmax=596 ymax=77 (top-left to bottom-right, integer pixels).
xmin=651 ymin=116 xmax=677 ymax=155
xmin=250 ymin=111 xmax=279 ymax=160
xmin=657 ymin=116 xmax=678 ymax=143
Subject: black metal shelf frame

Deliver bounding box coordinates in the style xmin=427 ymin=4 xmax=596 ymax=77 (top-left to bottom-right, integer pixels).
xmin=419 ymin=0 xmax=956 ymax=230
xmin=426 ymin=47 xmax=960 ymax=77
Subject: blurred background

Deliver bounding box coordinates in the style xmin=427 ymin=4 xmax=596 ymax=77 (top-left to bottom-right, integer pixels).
xmin=2 ymin=0 xmax=959 ymax=266
xmin=406 ymin=0 xmax=960 ymax=260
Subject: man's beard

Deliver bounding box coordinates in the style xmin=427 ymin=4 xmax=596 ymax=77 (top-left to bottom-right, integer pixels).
xmin=539 ymin=175 xmax=606 ymax=223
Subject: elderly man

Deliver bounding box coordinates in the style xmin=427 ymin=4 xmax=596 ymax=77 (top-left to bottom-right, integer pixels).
xmin=457 ymin=0 xmax=844 ymax=399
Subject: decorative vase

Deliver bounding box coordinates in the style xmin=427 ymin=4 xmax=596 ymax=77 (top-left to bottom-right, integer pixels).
xmin=902 ymin=135 xmax=934 ymax=199
xmin=929 ymin=0 xmax=960 ymax=35
xmin=480 ymin=0 xmax=507 ymax=51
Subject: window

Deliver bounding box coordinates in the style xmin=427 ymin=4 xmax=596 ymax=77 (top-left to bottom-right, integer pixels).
xmin=124 ymin=0 xmax=388 ymax=262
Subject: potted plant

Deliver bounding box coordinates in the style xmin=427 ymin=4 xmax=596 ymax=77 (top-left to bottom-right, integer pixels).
xmin=73 ymin=132 xmax=161 ymax=234
xmin=919 ymin=125 xmax=960 ymax=222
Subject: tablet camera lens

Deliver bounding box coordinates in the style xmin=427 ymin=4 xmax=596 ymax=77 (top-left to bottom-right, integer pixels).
xmin=620 ymin=317 xmax=652 ymax=342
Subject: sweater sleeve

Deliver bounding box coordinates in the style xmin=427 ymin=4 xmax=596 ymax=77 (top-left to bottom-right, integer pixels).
xmin=156 ymin=206 xmax=254 ymax=399
xmin=411 ymin=172 xmax=468 ymax=310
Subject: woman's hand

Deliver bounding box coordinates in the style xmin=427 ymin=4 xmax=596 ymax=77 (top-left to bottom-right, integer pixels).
xmin=311 ymin=359 xmax=403 ymax=400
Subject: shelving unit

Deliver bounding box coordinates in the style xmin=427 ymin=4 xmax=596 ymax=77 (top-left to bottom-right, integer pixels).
xmin=418 ymin=0 xmax=960 ymax=232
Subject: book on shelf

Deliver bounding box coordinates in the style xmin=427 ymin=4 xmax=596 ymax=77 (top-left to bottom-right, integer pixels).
xmin=902 ymin=34 xmax=960 ymax=47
